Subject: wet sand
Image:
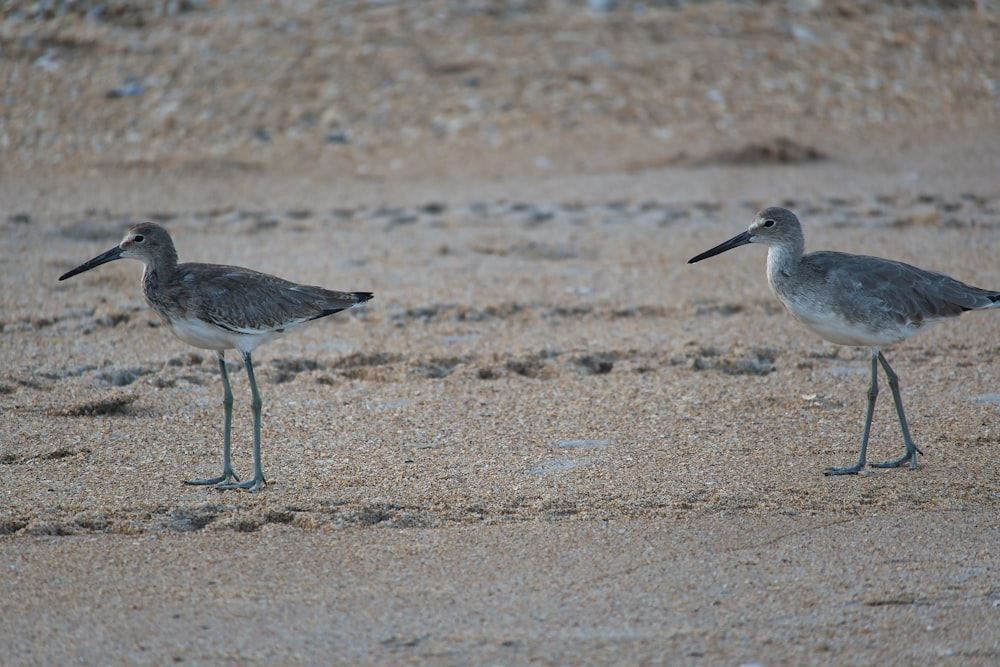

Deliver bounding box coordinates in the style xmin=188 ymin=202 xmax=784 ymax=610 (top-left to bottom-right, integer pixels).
xmin=2 ymin=2 xmax=1000 ymax=665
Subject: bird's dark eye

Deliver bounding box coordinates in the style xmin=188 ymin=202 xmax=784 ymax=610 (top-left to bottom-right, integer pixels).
xmin=134 ymin=234 xmax=145 ymax=243
xmin=762 ymin=219 xmax=775 ymax=228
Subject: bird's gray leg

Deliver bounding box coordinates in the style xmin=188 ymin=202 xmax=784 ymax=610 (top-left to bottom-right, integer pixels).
xmin=185 ymin=351 xmax=240 ymax=486
xmin=869 ymin=351 xmax=923 ymax=470
xmin=825 ymin=348 xmax=880 ymax=476
xmin=217 ymin=351 xmax=267 ymax=492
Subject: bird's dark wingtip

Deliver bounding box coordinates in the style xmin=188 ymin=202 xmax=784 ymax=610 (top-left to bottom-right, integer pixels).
xmin=353 ymin=291 xmax=374 ymax=303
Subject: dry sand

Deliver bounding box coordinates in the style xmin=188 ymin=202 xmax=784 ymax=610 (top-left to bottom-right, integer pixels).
xmin=2 ymin=1 xmax=1000 ymax=665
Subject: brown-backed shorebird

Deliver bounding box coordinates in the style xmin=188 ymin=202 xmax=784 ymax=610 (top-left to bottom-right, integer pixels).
xmin=59 ymin=222 xmax=373 ymax=492
xmin=688 ymin=206 xmax=999 ymax=475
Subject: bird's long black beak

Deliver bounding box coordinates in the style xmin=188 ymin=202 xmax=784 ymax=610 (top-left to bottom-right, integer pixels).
xmin=59 ymin=245 xmax=125 ymax=281
xmin=687 ymin=230 xmax=753 ymax=264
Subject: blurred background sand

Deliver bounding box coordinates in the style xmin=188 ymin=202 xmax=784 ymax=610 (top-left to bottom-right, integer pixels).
xmin=2 ymin=1 xmax=999 ymax=664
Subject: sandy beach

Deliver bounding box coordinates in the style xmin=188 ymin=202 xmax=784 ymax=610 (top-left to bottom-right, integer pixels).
xmin=2 ymin=1 xmax=1000 ymax=664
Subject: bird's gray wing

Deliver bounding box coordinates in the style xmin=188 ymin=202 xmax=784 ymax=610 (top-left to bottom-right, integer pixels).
xmin=179 ymin=264 xmax=367 ymax=333
xmin=815 ymin=252 xmax=999 ymax=326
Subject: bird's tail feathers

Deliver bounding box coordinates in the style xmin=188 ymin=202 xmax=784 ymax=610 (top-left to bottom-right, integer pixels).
xmin=352 ymin=292 xmax=374 ymax=304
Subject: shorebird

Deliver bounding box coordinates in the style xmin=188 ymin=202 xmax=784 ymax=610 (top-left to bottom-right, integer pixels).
xmin=59 ymin=222 xmax=373 ymax=491
xmin=688 ymin=206 xmax=999 ymax=475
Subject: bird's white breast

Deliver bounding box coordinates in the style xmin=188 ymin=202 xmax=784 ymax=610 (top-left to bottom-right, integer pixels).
xmin=779 ymin=292 xmax=924 ymax=347
xmin=163 ymin=315 xmax=280 ymax=353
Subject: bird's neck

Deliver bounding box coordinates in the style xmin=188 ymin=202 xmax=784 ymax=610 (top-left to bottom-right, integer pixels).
xmin=141 ymin=264 xmax=166 ymax=300
xmin=140 ymin=251 xmax=179 ymax=298
xmin=766 ymin=243 xmax=802 ymax=286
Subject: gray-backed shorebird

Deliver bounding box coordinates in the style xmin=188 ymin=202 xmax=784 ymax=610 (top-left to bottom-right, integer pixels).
xmin=59 ymin=222 xmax=373 ymax=491
xmin=688 ymin=206 xmax=999 ymax=475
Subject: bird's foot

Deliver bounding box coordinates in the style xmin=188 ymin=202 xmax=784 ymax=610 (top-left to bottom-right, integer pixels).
xmin=824 ymin=464 xmax=868 ymax=477
xmin=184 ymin=470 xmax=240 ymax=486
xmin=869 ymin=445 xmax=923 ymax=470
xmin=215 ymin=476 xmax=267 ymax=493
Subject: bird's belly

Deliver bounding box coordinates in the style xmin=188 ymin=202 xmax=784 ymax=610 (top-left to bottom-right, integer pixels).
xmin=164 ymin=315 xmax=271 ymax=352
xmin=782 ymin=299 xmax=919 ymax=347
xmin=774 ymin=290 xmax=932 ymax=347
